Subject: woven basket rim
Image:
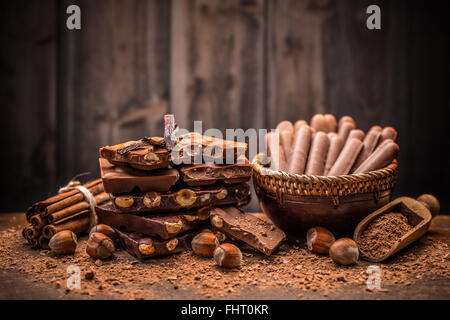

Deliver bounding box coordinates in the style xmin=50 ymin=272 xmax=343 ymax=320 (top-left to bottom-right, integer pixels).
xmin=252 ymin=154 xmax=398 ymax=185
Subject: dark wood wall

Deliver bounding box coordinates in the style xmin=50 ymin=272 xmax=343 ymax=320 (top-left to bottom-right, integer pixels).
xmin=1 ymin=0 xmax=449 ymax=213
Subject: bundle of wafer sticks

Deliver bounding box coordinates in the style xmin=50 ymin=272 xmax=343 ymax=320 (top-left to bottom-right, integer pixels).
xmin=23 ymin=178 xmax=110 ymax=249
xmin=266 ymin=114 xmax=399 ymax=176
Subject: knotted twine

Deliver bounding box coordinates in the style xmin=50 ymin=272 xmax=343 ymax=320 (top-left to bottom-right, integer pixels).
xmin=58 ymin=173 xmax=98 ymax=229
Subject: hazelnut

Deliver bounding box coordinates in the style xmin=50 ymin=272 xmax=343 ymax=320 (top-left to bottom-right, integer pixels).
xmin=138 ymin=238 xmax=155 ymax=256
xmin=144 ymin=151 xmax=159 ymax=162
xmin=48 ymin=230 xmax=77 ymax=254
xmin=329 ymin=238 xmax=359 ymax=265
xmin=214 ymin=243 xmax=242 ymax=268
xmin=176 ymin=189 xmax=197 ymax=206
xmin=143 ymin=192 xmax=161 ymax=208
xmin=86 ymin=232 xmax=115 ymax=259
xmin=165 ymin=220 xmax=183 ymax=234
xmin=306 ymin=227 xmax=335 ymax=254
xmin=199 ymin=193 xmax=211 ymax=202
xmin=215 ymin=187 xmax=228 ymax=200
xmin=215 ymin=231 xmax=227 ymax=243
xmin=184 ymin=214 xmax=199 ymax=222
xmin=197 ymin=207 xmax=211 ymax=220
xmin=115 ymin=196 xmax=134 ymax=208
xmin=210 ymin=215 xmax=224 ymax=228
xmin=191 ymin=232 xmax=219 ymax=257
xmin=166 ymin=238 xmax=179 ymax=251
xmin=89 ymin=224 xmax=117 ymax=241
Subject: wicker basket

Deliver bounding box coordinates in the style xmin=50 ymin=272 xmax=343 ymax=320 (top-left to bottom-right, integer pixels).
xmin=252 ymin=155 xmax=398 ymax=237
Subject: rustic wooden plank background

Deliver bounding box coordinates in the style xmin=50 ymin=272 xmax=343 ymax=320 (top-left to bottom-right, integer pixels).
xmin=0 ymin=0 xmax=448 ymax=213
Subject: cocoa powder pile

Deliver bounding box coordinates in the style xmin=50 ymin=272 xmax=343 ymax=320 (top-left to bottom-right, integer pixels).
xmin=358 ymin=212 xmax=413 ymax=259
xmin=1 ymin=219 xmax=449 ymax=299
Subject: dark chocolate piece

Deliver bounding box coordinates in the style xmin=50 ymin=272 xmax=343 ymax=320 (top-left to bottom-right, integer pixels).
xmin=96 ymin=203 xmax=206 ymax=239
xmin=171 ymin=132 xmax=248 ymax=165
xmin=99 ymin=139 xmax=170 ymax=171
xmin=210 ymin=207 xmax=286 ymax=256
xmin=143 ymin=136 xmax=165 ymax=147
xmin=115 ymin=228 xmax=194 ymax=259
xmin=99 ymin=158 xmax=179 ymax=193
xmin=179 ymin=160 xmax=252 ymax=186
xmin=111 ymin=183 xmax=251 ymax=214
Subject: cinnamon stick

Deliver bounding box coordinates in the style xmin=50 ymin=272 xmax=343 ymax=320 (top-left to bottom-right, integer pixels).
xmin=22 ymin=226 xmax=40 ymax=240
xmin=38 ymin=234 xmax=50 ymax=249
xmin=43 ymin=210 xmax=90 ymax=239
xmin=44 ymin=181 xmax=104 ymax=217
xmin=47 ymin=192 xmax=110 ymax=223
xmin=30 ymin=215 xmax=47 ymax=230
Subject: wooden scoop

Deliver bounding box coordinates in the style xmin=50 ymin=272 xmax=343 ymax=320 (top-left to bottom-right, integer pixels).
xmin=353 ymin=194 xmax=440 ymax=262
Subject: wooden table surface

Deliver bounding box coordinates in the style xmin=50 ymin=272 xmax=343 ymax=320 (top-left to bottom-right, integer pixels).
xmin=0 ymin=213 xmax=449 ymax=300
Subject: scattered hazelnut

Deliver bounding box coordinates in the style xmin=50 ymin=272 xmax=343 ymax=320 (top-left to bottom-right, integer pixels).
xmin=214 ymin=243 xmax=242 ymax=268
xmin=138 ymin=238 xmax=155 ymax=256
xmin=329 ymin=238 xmax=359 ymax=265
xmin=165 ymin=220 xmax=183 ymax=234
xmin=176 ymin=189 xmax=197 ymax=206
xmin=115 ymin=196 xmax=134 ymax=208
xmin=48 ymin=230 xmax=77 ymax=255
xmin=191 ymin=232 xmax=219 ymax=257
xmin=306 ymin=227 xmax=335 ymax=254
xmin=89 ymin=224 xmax=117 ymax=241
xmin=86 ymin=232 xmax=115 ymax=259
xmin=166 ymin=238 xmax=179 ymax=251
xmin=210 ymin=215 xmax=224 ymax=228
xmin=215 ymin=187 xmax=228 ymax=200
xmin=143 ymin=192 xmax=161 ymax=208
xmin=197 ymin=206 xmax=211 ymax=220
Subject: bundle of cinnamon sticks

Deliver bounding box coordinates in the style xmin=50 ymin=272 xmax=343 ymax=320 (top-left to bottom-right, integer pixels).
xmin=23 ymin=179 xmax=110 ymax=249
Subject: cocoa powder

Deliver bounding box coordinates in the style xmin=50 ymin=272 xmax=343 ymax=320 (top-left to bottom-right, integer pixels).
xmin=0 ymin=221 xmax=449 ymax=299
xmin=358 ymin=212 xmax=413 ymax=259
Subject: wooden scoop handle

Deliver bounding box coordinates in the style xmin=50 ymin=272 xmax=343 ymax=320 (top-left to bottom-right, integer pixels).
xmin=417 ymin=194 xmax=440 ymax=218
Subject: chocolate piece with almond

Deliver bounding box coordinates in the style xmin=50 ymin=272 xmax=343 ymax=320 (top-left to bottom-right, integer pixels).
xmin=99 ymin=138 xmax=170 ymax=171
xmin=111 ymin=183 xmax=251 ymax=214
xmin=96 ymin=204 xmax=207 ymax=239
xmin=210 ymin=207 xmax=286 ymax=256
xmin=115 ymin=228 xmax=194 ymax=259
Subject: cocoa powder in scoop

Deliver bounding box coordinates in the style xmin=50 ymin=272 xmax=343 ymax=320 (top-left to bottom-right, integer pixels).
xmin=358 ymin=212 xmax=413 ymax=259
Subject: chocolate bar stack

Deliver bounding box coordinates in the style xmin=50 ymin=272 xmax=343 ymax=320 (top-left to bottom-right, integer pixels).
xmin=95 ymin=127 xmax=253 ymax=259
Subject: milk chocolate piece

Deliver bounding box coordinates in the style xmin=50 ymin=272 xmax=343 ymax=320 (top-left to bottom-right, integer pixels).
xmin=115 ymin=228 xmax=193 ymax=259
xmin=111 ymin=183 xmax=251 ymax=214
xmin=96 ymin=204 xmax=205 ymax=239
xmin=210 ymin=207 xmax=286 ymax=256
xmin=99 ymin=138 xmax=170 ymax=171
xmin=99 ymin=158 xmax=179 ymax=193
xmin=172 ymin=132 xmax=247 ymax=165
xmin=179 ymin=161 xmax=252 ymax=186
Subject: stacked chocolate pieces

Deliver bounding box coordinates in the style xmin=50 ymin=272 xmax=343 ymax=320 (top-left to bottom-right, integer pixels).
xmin=96 ymin=133 xmax=252 ymax=259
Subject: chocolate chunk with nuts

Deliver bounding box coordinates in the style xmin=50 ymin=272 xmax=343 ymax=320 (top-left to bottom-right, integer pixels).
xmin=210 ymin=207 xmax=286 ymax=256
xmin=96 ymin=204 xmax=205 ymax=239
xmin=109 ymin=183 xmax=251 ymax=214
xmin=99 ymin=139 xmax=170 ymax=171
xmin=115 ymin=229 xmax=194 ymax=259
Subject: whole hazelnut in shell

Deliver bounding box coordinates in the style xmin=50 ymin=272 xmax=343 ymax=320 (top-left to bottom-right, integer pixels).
xmin=329 ymin=238 xmax=359 ymax=265
xmin=191 ymin=232 xmax=219 ymax=257
xmin=89 ymin=224 xmax=117 ymax=241
xmin=306 ymin=227 xmax=335 ymax=254
xmin=86 ymin=232 xmax=115 ymax=260
xmin=49 ymin=230 xmax=77 ymax=254
xmin=214 ymin=243 xmax=242 ymax=268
